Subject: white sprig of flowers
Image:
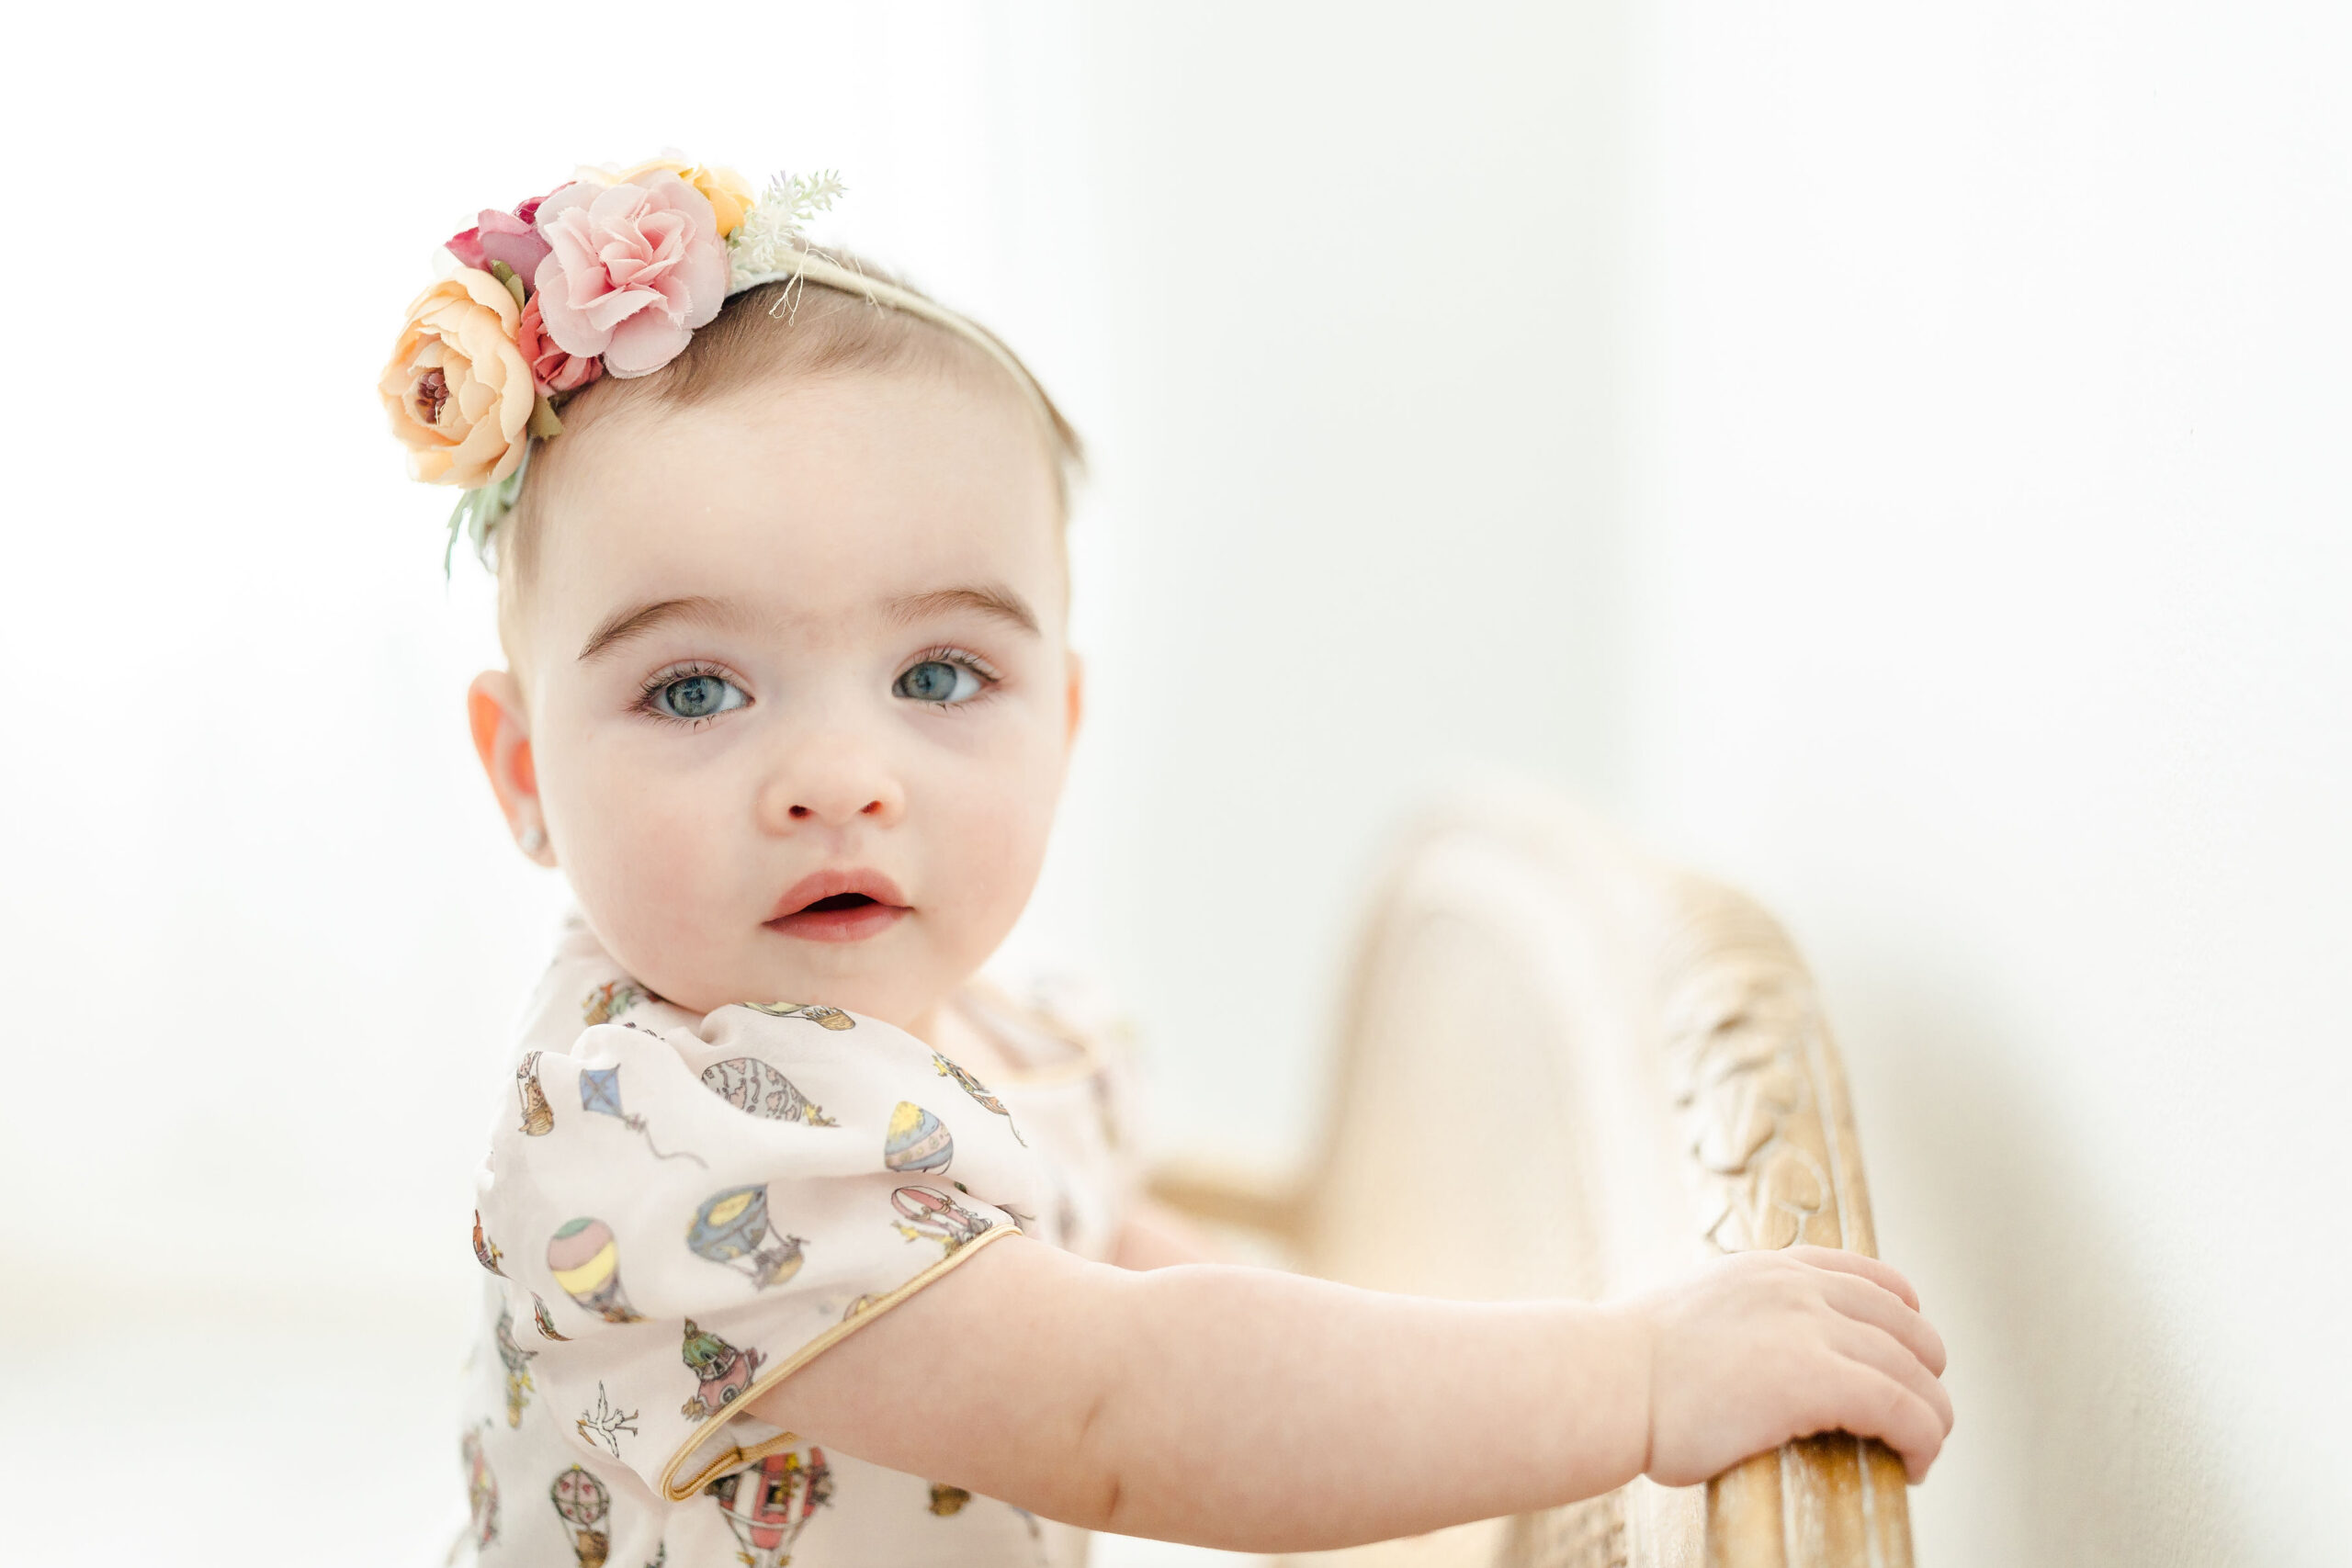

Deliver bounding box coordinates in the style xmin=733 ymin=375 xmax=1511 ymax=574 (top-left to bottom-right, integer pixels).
xmin=729 ymin=170 xmax=847 ymax=287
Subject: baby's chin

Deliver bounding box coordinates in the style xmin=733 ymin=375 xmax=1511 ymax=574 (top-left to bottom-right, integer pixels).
xmin=581 ymin=897 xmax=989 ymax=1040
xmin=635 ymin=944 xmax=956 ymax=1038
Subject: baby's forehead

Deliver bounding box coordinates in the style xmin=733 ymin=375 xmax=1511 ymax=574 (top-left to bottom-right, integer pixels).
xmin=541 ymin=533 xmax=1061 ymax=653
xmin=502 ymin=366 xmax=1069 ymax=679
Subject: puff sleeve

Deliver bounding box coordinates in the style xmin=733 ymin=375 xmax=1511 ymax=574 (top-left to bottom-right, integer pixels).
xmin=471 ymin=990 xmax=1049 ymax=1503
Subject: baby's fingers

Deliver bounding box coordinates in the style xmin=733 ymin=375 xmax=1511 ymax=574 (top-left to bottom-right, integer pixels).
xmin=1830 ymin=1317 xmax=1955 ymax=1442
xmin=1823 ymin=1359 xmax=1949 ymax=1483
xmin=1823 ymin=1272 xmax=1948 ymax=1377
xmin=1785 ymin=1245 xmax=1920 ymax=1310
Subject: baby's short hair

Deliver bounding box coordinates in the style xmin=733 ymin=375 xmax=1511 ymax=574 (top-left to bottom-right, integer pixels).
xmin=492 ymin=256 xmax=1083 ymax=668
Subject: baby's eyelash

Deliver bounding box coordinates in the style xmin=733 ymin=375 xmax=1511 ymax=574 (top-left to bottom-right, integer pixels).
xmin=913 ymin=645 xmax=1004 ymax=683
xmin=632 ymin=660 xmax=747 ymax=727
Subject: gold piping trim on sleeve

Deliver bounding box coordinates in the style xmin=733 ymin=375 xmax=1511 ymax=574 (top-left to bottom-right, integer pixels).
xmin=657 ymin=1223 xmax=1021 ymax=1502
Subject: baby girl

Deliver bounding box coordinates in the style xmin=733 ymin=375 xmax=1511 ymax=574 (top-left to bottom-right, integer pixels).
xmin=384 ymin=156 xmax=1951 ymax=1566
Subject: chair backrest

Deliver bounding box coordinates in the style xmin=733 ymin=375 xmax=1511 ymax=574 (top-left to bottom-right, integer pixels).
xmin=1162 ymin=785 xmax=1916 ymax=1567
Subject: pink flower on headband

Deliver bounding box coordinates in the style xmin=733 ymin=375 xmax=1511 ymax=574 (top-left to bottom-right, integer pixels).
xmin=446 ymin=193 xmax=556 ymax=285
xmin=530 ymin=174 xmax=728 ymax=378
xmin=517 ymin=295 xmax=602 ymax=396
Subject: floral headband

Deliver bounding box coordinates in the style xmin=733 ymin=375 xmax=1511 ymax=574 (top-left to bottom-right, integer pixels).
xmin=381 ymin=153 xmax=1051 ymax=565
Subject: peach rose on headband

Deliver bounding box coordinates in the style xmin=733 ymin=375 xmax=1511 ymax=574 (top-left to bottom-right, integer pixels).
xmin=530 ymin=175 xmax=729 ymax=378
xmin=379 ymin=268 xmax=536 ymax=489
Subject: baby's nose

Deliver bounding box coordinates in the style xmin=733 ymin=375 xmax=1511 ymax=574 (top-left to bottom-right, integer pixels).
xmin=758 ymin=747 xmax=907 ymax=830
xmin=788 ymin=797 xmax=888 ymax=822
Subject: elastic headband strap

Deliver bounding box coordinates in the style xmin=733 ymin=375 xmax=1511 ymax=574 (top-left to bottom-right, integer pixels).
xmin=728 ymin=253 xmax=1057 ymax=434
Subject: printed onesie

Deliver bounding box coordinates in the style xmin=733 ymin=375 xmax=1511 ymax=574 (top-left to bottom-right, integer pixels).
xmin=454 ymin=914 xmax=1137 ymax=1567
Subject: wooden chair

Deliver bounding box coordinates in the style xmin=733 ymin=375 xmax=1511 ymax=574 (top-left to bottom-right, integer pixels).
xmin=1149 ymin=786 xmax=1915 ymax=1568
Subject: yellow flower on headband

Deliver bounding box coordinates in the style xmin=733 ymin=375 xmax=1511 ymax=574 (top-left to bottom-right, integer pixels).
xmin=578 ymin=154 xmax=756 ymax=238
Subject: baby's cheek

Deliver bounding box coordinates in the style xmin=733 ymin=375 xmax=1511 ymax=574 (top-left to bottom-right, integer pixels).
xmin=561 ymin=773 xmax=738 ymax=979
xmin=933 ymin=770 xmax=1056 ymax=936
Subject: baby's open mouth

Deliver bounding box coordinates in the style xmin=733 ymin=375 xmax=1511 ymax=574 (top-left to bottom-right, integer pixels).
xmin=765 ymin=872 xmax=911 ymax=943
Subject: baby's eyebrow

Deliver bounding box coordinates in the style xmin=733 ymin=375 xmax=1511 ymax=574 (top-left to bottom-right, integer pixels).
xmin=576 ymin=595 xmax=741 ymax=663
xmin=885 ymin=583 xmax=1041 ymax=637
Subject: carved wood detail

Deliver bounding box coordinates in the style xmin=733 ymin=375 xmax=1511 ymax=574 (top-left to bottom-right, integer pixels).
xmin=1146 ymin=794 xmax=1919 ymax=1568
xmin=1652 ymin=880 xmax=1914 ymax=1568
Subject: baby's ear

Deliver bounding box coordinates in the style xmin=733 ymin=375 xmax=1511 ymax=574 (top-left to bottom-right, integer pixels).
xmin=468 ymin=671 xmax=554 ymax=866
xmin=1063 ymin=649 xmax=1086 ymax=749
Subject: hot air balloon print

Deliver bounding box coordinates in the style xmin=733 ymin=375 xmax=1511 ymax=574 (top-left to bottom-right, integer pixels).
xmin=517 ymin=1051 xmax=555 ymax=1136
xmin=493 ymin=1303 xmax=537 ymax=1427
xmin=531 ymin=1293 xmax=572 ymax=1341
xmin=891 ymin=1185 xmax=996 ymax=1253
xmin=582 ymin=980 xmax=642 ymax=1025
xmin=460 ymin=1427 xmax=500 ymax=1548
xmin=933 ymin=1054 xmax=1025 ymax=1146
xmin=699 ymin=1057 xmax=837 ymax=1125
xmin=707 ymin=1447 xmax=834 ymax=1567
xmin=883 ymin=1102 xmax=954 ymax=1173
xmin=742 ymin=1000 xmax=855 ymax=1030
xmin=679 ymin=1319 xmax=767 ymax=1420
xmin=686 ymin=1184 xmax=808 ymax=1289
xmin=548 ymin=1464 xmax=610 ymax=1568
xmin=547 ymin=1218 xmax=643 ymax=1323
xmin=473 ymin=1209 xmax=506 ymax=1276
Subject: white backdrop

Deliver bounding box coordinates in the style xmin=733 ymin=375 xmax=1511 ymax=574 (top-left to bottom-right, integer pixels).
xmin=4 ymin=4 xmax=2346 ymax=1565
xmin=1614 ymin=7 xmax=2352 ymax=1562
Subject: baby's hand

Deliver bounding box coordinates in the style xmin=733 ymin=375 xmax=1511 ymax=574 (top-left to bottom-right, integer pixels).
xmin=1616 ymin=1246 xmax=1952 ymax=1486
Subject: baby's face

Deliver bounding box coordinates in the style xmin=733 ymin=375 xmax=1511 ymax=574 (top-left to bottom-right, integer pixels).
xmin=503 ymin=370 xmax=1077 ymax=1032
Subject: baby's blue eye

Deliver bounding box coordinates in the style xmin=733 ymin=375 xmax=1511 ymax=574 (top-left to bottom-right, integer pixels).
xmin=895 ymin=660 xmax=983 ymax=705
xmin=651 ymin=673 xmax=748 ymax=720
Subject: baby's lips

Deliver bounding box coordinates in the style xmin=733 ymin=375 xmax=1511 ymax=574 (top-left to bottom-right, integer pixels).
xmin=767 ymin=867 xmax=910 ymax=920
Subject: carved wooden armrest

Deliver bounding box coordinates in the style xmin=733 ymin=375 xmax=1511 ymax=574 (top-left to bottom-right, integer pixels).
xmin=1150 ymin=786 xmax=1913 ymax=1567
xmin=1660 ymin=886 xmax=1911 ymax=1567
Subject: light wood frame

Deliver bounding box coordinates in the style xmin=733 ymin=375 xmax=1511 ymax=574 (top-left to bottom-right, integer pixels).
xmin=1148 ymin=786 xmax=1914 ymax=1568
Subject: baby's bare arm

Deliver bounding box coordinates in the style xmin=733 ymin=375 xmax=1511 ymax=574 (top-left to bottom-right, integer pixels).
xmin=1109 ymin=1197 xmax=1222 ymax=1269
xmin=751 ymin=1238 xmax=1950 ymax=1552
xmin=756 ymin=1237 xmax=1646 ymax=1548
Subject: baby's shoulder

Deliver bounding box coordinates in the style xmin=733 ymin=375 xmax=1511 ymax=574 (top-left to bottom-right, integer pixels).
xmin=959 ymin=969 xmax=1134 ymax=1077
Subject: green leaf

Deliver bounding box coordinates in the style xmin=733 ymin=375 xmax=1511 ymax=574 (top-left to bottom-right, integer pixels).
xmin=488 ymin=260 xmax=527 ymax=309
xmin=440 ymin=452 xmax=532 ymax=578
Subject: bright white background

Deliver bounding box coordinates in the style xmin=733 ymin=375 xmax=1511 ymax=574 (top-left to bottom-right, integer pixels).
xmin=3 ymin=5 xmax=2346 ymax=1565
